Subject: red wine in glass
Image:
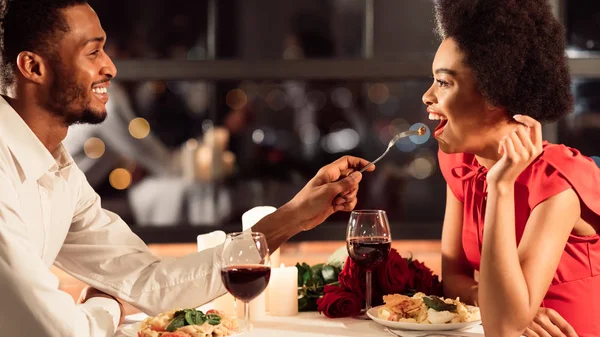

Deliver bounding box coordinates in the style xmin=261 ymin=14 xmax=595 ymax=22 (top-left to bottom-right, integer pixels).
xmin=347 ymin=237 xmax=391 ymax=269
xmin=221 ymin=265 xmax=271 ymax=302
xmin=346 ymin=210 xmax=392 ymax=318
xmin=220 ymin=232 xmax=270 ymax=335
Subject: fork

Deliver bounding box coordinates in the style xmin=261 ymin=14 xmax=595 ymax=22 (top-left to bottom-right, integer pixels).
xmin=359 ymin=126 xmax=426 ymax=173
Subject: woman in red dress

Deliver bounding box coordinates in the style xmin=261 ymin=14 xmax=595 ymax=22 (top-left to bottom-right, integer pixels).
xmin=425 ymin=1 xmax=600 ymax=336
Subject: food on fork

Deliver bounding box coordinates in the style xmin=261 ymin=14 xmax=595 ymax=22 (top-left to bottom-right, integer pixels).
xmin=138 ymin=308 xmax=239 ymax=337
xmin=378 ymin=293 xmax=480 ymax=324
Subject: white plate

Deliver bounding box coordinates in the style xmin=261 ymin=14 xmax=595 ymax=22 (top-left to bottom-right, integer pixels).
xmin=366 ymin=306 xmax=482 ymax=331
xmin=120 ymin=321 xmax=244 ymax=337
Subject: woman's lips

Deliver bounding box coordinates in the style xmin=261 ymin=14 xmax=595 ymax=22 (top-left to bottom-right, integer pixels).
xmin=428 ymin=111 xmax=448 ymax=138
xmin=434 ymin=119 xmax=448 ymax=137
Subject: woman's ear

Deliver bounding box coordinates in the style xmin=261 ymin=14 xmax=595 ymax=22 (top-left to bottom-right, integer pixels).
xmin=485 ymin=101 xmax=509 ymax=120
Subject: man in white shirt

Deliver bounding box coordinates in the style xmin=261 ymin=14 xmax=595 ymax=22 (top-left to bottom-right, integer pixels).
xmin=0 ymin=1 xmax=374 ymax=336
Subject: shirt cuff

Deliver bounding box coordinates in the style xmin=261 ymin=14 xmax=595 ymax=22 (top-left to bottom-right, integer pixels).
xmin=81 ymin=297 xmax=121 ymax=330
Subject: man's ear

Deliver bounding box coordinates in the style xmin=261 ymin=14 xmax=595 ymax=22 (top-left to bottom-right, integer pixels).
xmin=15 ymin=51 xmax=48 ymax=85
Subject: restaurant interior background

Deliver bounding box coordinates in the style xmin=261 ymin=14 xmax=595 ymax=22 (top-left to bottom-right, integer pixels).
xmin=72 ymin=0 xmax=600 ymax=244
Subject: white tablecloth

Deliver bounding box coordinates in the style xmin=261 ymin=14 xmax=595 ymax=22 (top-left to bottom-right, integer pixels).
xmin=116 ymin=311 xmax=486 ymax=337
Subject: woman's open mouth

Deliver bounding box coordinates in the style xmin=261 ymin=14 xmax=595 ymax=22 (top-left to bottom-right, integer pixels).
xmin=434 ymin=119 xmax=448 ymax=137
xmin=428 ymin=112 xmax=448 ymax=137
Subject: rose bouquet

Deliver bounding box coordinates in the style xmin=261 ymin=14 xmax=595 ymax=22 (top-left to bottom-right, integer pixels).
xmin=296 ymin=248 xmax=443 ymax=318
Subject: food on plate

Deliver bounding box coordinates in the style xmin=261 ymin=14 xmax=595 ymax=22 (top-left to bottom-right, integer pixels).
xmin=377 ymin=293 xmax=481 ymax=324
xmin=138 ymin=308 xmax=239 ymax=337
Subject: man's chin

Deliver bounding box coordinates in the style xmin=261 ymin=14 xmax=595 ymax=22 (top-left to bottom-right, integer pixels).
xmin=67 ymin=109 xmax=107 ymax=126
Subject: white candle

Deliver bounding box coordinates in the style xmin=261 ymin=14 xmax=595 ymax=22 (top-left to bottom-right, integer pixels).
xmin=270 ymin=248 xmax=281 ymax=269
xmin=211 ymin=293 xmax=236 ymax=317
xmin=267 ymin=263 xmax=298 ymax=317
xmin=240 ymin=206 xmax=277 ymax=316
xmin=264 ymin=248 xmax=280 ymax=312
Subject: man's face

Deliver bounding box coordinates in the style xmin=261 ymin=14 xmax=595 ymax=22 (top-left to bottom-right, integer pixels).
xmin=43 ymin=4 xmax=117 ymax=126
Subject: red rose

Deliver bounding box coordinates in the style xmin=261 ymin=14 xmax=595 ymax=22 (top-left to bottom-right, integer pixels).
xmin=317 ymin=285 xmax=363 ymax=318
xmin=338 ymin=257 xmax=367 ymax=299
xmin=408 ymin=259 xmax=443 ymax=296
xmin=338 ymin=257 xmax=384 ymax=306
xmin=376 ymin=249 xmax=410 ymax=294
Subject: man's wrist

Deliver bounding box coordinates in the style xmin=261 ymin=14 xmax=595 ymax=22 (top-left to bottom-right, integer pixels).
xmin=253 ymin=202 xmax=303 ymax=251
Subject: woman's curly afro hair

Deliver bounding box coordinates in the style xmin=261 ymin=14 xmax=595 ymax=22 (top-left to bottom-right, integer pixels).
xmin=434 ymin=0 xmax=573 ymax=122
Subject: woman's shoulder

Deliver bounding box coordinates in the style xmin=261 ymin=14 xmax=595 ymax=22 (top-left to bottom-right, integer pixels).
xmin=521 ymin=142 xmax=598 ymax=182
xmin=519 ymin=142 xmax=600 ymax=211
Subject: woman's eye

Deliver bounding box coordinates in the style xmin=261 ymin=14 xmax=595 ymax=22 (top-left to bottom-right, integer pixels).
xmin=436 ymin=79 xmax=449 ymax=87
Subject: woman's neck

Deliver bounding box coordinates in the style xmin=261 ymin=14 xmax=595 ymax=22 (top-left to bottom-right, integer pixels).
xmin=473 ymin=121 xmax=519 ymax=170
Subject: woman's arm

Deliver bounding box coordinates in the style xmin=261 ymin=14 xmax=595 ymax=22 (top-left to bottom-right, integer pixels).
xmin=441 ymin=185 xmax=479 ymax=305
xmin=479 ymin=115 xmax=580 ymax=336
xmin=480 ymin=185 xmax=578 ymax=336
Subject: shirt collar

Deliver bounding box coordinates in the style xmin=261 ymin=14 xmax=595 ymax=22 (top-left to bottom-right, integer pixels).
xmin=0 ymin=96 xmax=74 ymax=182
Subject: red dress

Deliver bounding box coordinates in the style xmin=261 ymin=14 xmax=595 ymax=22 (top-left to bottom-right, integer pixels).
xmin=439 ymin=142 xmax=600 ymax=336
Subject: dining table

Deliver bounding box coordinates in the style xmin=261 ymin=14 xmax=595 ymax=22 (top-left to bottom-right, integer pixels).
xmin=115 ymin=310 xmax=487 ymax=337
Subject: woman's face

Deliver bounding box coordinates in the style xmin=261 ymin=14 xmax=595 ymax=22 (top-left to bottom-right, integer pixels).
xmin=422 ymin=38 xmax=506 ymax=154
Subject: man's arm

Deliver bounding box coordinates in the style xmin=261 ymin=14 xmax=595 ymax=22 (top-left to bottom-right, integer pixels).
xmin=55 ymin=156 xmax=372 ymax=315
xmin=0 ymin=172 xmax=121 ymax=337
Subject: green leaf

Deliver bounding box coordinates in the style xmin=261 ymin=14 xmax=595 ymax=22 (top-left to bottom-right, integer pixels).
xmin=185 ymin=311 xmax=196 ymax=325
xmin=166 ymin=316 xmax=187 ymax=332
xmin=302 ymin=270 xmax=312 ymax=285
xmin=173 ymin=310 xmax=187 ymax=318
xmin=296 ymin=263 xmax=309 ymax=287
xmin=305 ymin=275 xmax=324 ymax=291
xmin=206 ymin=314 xmax=221 ymax=325
xmin=423 ymin=296 xmax=457 ymax=312
xmin=310 ymin=263 xmax=324 ymax=276
xmin=298 ymin=295 xmax=319 ymax=311
xmin=321 ymin=265 xmax=338 ymax=284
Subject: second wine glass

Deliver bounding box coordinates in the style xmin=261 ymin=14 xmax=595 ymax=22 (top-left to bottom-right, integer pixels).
xmin=220 ymin=232 xmax=270 ymax=335
xmin=346 ymin=210 xmax=392 ymax=317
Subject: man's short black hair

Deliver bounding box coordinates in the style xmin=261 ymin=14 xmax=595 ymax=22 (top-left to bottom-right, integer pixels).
xmin=434 ymin=0 xmax=573 ymax=122
xmin=0 ymin=0 xmax=88 ymax=91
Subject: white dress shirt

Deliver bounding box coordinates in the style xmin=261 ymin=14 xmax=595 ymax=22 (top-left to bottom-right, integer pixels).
xmin=0 ymin=97 xmax=229 ymax=336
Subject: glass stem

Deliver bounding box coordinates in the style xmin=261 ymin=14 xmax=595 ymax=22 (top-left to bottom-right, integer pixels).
xmin=244 ymin=301 xmax=251 ymax=335
xmin=365 ymin=270 xmax=372 ymax=311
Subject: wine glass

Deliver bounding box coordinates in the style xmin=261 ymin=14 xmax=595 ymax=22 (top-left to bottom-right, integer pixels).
xmin=346 ymin=210 xmax=392 ymax=318
xmin=220 ymin=232 xmax=271 ymax=334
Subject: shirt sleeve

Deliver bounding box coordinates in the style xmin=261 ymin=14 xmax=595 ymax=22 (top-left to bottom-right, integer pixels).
xmin=437 ymin=149 xmax=466 ymax=203
xmin=0 ymin=170 xmax=120 ymax=337
xmin=54 ymin=166 xmax=236 ymax=316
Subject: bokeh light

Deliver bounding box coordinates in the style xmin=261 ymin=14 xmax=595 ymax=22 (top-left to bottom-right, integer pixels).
xmin=265 ymin=89 xmax=288 ymax=111
xmin=396 ymin=137 xmax=417 ymax=152
xmin=331 ymin=87 xmax=353 ymax=109
xmin=409 ymin=123 xmax=431 ymax=145
xmin=128 ymin=118 xmax=151 ymax=139
xmin=408 ymin=157 xmax=435 ymax=179
xmin=83 ymin=137 xmax=105 ymax=159
xmin=226 ymin=89 xmax=248 ymax=110
xmin=299 ymin=123 xmax=320 ymax=145
xmin=109 ymin=168 xmax=132 ymax=190
xmin=252 ymin=129 xmax=265 ymax=144
xmin=368 ymin=83 xmax=390 ymax=104
xmin=306 ymin=91 xmax=326 ymax=111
